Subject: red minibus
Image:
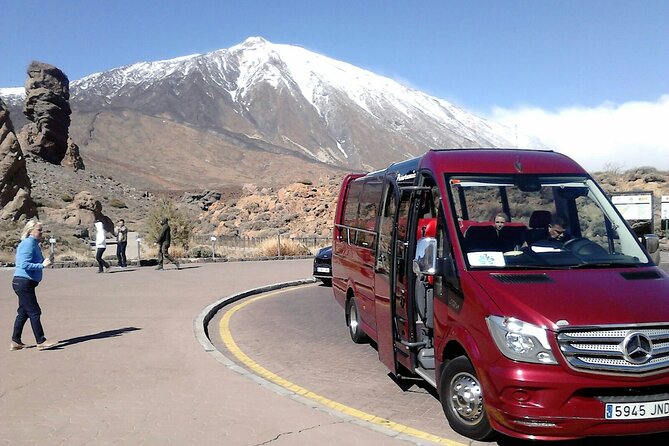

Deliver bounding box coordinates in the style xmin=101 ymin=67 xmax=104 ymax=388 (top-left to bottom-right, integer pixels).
xmin=332 ymin=148 xmax=667 ymax=441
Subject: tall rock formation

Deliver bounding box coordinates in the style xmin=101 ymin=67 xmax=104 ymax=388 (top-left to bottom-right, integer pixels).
xmin=19 ymin=61 xmax=72 ymax=164
xmin=0 ymin=97 xmax=37 ymax=221
xmin=64 ymin=137 xmax=85 ymax=171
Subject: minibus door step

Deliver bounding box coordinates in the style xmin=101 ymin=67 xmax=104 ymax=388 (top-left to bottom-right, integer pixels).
xmin=414 ymin=366 xmax=437 ymax=388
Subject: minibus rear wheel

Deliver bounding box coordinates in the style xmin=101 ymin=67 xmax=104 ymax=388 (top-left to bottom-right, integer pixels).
xmin=440 ymin=356 xmax=495 ymax=441
xmin=346 ymin=297 xmax=369 ymax=344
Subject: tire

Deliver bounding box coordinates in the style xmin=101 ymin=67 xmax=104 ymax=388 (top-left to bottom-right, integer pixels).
xmin=346 ymin=297 xmax=369 ymax=344
xmin=440 ymin=356 xmax=495 ymax=441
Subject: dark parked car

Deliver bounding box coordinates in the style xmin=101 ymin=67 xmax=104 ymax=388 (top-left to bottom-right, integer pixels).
xmin=313 ymin=245 xmax=332 ymax=286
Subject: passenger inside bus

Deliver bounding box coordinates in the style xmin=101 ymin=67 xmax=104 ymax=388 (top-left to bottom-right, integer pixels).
xmin=415 ymin=217 xmax=436 ymax=357
xmin=415 ymin=191 xmax=437 ymax=335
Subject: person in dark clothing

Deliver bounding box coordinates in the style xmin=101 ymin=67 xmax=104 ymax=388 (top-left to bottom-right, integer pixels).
xmin=534 ymin=216 xmax=572 ymax=248
xmin=114 ymin=219 xmax=128 ymax=268
xmin=156 ymin=217 xmax=179 ymax=270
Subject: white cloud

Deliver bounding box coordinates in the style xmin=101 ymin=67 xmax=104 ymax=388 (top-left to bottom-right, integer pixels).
xmin=488 ymin=95 xmax=669 ymax=172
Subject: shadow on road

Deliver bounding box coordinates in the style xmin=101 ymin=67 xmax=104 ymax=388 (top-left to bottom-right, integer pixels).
xmin=496 ymin=430 xmax=669 ymax=445
xmin=55 ymin=327 xmax=142 ymax=348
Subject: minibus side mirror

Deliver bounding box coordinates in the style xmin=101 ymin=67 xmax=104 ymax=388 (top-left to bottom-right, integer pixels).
xmin=413 ymin=237 xmax=461 ymax=291
xmin=643 ymin=234 xmax=660 ymax=254
xmin=413 ymin=237 xmax=437 ymax=276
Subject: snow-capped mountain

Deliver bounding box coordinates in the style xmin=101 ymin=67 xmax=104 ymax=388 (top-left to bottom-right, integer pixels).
xmin=0 ymin=87 xmax=25 ymax=108
xmin=1 ymin=37 xmax=538 ymax=189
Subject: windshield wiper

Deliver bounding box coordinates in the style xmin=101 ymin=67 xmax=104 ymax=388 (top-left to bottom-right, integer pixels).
xmin=569 ymin=262 xmax=641 ymax=269
xmin=500 ymin=264 xmax=569 ymax=270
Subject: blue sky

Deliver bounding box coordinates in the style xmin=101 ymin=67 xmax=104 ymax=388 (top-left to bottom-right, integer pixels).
xmin=2 ymin=0 xmax=668 ymax=169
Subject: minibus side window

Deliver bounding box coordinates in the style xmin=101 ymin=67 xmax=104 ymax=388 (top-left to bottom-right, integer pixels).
xmin=357 ymin=180 xmax=383 ymax=249
xmin=343 ymin=181 xmax=363 ymax=244
xmin=377 ymin=183 xmax=397 ymax=273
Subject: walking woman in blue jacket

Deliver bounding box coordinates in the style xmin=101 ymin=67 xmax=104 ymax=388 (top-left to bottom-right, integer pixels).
xmin=10 ymin=219 xmax=58 ymax=351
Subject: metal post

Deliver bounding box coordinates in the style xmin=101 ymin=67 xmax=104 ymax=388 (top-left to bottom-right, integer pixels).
xmin=277 ymin=233 xmax=281 ymax=257
xmin=137 ymin=238 xmax=142 ymax=264
xmin=211 ymin=236 xmax=217 ymax=261
xmin=49 ymin=238 xmax=56 ymax=265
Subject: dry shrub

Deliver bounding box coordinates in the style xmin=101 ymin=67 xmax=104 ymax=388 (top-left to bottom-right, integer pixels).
xmin=145 ymin=198 xmax=195 ymax=250
xmin=56 ymin=249 xmax=96 ymax=262
xmin=257 ymin=238 xmax=311 ymax=257
xmin=168 ymin=245 xmax=187 ymax=258
xmin=0 ymin=251 xmax=14 ymax=264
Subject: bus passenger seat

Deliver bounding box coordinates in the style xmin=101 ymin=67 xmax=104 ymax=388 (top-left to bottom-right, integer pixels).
xmin=464 ymin=225 xmax=501 ymax=251
xmin=499 ymin=225 xmax=527 ymax=251
xmin=417 ymin=218 xmax=437 ymax=239
xmin=524 ymin=210 xmax=552 ymax=245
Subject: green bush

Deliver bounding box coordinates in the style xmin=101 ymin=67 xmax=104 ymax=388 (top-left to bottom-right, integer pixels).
xmin=188 ymin=245 xmax=213 ymax=258
xmin=61 ymin=193 xmax=73 ymax=202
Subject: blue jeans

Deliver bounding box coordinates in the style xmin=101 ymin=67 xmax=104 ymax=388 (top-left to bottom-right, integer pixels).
xmin=12 ymin=277 xmax=46 ymax=344
xmin=116 ymin=241 xmax=127 ymax=267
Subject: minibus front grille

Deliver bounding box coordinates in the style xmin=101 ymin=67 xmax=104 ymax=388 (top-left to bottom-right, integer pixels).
xmin=557 ymin=325 xmax=669 ymax=375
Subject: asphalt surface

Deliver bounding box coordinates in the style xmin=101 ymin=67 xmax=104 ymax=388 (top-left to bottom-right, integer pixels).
xmin=210 ymin=261 xmax=669 ymax=446
xmin=1 ymin=260 xmax=402 ymax=446
xmin=2 ymin=253 xmax=668 ymax=445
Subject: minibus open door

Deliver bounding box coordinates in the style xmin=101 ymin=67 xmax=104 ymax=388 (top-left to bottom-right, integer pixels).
xmin=392 ymin=187 xmax=420 ymax=373
xmin=377 ymin=186 xmax=419 ymax=374
xmin=374 ymin=180 xmax=416 ymax=372
xmin=374 ymin=180 xmax=400 ymax=373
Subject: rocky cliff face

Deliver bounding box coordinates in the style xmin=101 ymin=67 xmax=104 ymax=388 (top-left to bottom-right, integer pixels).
xmin=194 ymin=177 xmax=340 ymax=238
xmin=18 ymin=61 xmax=72 ymax=165
xmin=0 ymin=97 xmax=37 ymax=221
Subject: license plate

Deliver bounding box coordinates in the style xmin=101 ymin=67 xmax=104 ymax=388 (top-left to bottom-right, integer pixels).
xmin=316 ymin=267 xmax=330 ymax=273
xmin=605 ymin=400 xmax=669 ymax=420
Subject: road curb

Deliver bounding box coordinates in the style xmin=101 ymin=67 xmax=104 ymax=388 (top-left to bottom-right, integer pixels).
xmin=194 ymin=279 xmax=459 ymax=446
xmin=194 ymin=277 xmax=317 ymax=353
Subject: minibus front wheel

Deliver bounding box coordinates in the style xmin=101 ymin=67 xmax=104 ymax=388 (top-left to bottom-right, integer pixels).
xmin=346 ymin=296 xmax=369 ymax=344
xmin=440 ymin=356 xmax=495 ymax=441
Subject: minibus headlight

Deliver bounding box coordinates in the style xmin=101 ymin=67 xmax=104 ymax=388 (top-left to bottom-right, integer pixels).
xmin=486 ymin=316 xmax=557 ymax=365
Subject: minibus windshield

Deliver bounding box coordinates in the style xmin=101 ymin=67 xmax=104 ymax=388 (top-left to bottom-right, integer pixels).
xmin=448 ymin=175 xmax=650 ymax=269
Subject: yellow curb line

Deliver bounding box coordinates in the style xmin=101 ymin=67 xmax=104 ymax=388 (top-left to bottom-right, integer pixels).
xmin=219 ymin=287 xmax=465 ymax=446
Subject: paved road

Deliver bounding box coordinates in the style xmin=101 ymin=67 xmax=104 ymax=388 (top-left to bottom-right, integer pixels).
xmin=210 ymin=258 xmax=669 ymax=446
xmin=209 ymin=283 xmax=469 ymax=445
xmin=0 ymin=260 xmax=402 ymax=446
xmin=2 ymin=255 xmax=668 ymax=446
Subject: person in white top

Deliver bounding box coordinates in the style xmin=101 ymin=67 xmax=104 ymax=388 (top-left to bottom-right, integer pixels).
xmin=94 ymin=221 xmax=110 ymax=273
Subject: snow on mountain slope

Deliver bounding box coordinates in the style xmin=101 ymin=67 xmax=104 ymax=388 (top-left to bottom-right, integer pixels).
xmin=0 ymin=87 xmax=25 ymax=107
xmin=3 ymin=37 xmax=540 ymax=175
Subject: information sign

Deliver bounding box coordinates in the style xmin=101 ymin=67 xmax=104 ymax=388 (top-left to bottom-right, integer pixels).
xmin=612 ymin=193 xmax=653 ymax=221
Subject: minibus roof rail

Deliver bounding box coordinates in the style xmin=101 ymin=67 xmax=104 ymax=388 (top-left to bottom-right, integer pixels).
xmin=428 ymin=147 xmax=556 ymax=154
